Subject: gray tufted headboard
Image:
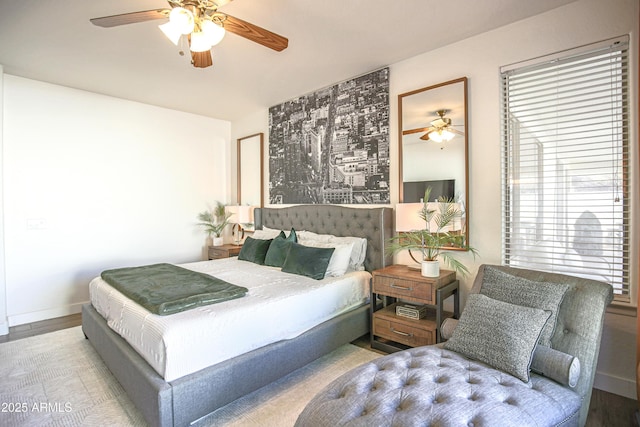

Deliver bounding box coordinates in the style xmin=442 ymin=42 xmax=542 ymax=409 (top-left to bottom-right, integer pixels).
xmin=254 ymin=205 xmax=393 ymax=272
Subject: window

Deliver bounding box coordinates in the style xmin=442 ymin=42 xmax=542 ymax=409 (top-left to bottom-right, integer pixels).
xmin=501 ymin=36 xmax=630 ymax=303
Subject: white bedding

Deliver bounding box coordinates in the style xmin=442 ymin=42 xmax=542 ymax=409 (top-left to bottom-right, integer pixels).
xmin=89 ymin=257 xmax=371 ymax=381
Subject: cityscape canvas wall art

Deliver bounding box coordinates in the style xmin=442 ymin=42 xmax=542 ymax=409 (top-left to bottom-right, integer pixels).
xmin=268 ymin=68 xmax=390 ymax=204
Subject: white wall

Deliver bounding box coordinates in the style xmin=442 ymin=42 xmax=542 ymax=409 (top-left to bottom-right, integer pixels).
xmin=2 ymin=75 xmax=230 ymax=326
xmin=230 ymin=110 xmax=269 ymax=204
xmin=232 ymin=0 xmax=639 ymax=399
xmin=0 ymin=65 xmax=6 ymax=335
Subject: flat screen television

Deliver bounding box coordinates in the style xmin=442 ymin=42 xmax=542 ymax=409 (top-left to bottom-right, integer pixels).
xmin=403 ymin=179 xmax=455 ymax=203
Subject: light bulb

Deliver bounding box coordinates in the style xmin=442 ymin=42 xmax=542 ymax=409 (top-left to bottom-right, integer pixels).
xmin=159 ymin=21 xmax=182 ymax=45
xmin=169 ymin=7 xmax=195 ymax=35
xmin=428 ymin=130 xmax=444 ymax=143
xmin=190 ymin=31 xmax=212 ymax=52
xmin=201 ymin=19 xmax=225 ymax=46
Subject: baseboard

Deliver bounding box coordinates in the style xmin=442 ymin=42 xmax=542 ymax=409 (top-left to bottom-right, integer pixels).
xmin=8 ymin=302 xmax=85 ymax=327
xmin=0 ymin=321 xmax=8 ymax=336
xmin=594 ymin=371 xmax=637 ymax=400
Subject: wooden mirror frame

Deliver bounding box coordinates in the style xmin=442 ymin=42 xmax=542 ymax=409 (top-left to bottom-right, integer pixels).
xmin=237 ymin=132 xmax=264 ymax=207
xmin=398 ymin=77 xmax=469 ymax=249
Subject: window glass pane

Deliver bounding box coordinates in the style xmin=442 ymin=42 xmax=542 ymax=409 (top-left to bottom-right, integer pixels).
xmin=501 ymin=37 xmax=630 ymax=302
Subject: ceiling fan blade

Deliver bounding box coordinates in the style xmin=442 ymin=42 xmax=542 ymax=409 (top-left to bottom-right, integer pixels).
xmin=191 ymin=50 xmax=213 ymax=68
xmin=223 ymin=14 xmax=288 ymax=51
xmin=402 ymin=127 xmax=432 ymax=136
xmin=419 ymin=133 xmax=431 ymax=141
xmin=90 ymin=9 xmax=168 ymax=28
xmin=450 ymin=128 xmax=465 ymax=136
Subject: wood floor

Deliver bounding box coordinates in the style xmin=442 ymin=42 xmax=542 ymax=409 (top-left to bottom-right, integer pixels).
xmin=1 ymin=314 xmax=637 ymax=426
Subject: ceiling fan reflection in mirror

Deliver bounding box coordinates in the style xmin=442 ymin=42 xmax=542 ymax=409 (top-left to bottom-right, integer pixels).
xmin=403 ymin=110 xmax=465 ymax=143
xmin=90 ymin=0 xmax=288 ymax=68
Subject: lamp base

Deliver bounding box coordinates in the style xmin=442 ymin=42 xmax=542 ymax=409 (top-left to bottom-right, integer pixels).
xmin=232 ymin=223 xmax=245 ymax=245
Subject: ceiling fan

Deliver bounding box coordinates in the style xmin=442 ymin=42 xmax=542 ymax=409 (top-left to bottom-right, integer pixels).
xmin=403 ymin=110 xmax=464 ymax=143
xmin=90 ymin=0 xmax=288 ymax=68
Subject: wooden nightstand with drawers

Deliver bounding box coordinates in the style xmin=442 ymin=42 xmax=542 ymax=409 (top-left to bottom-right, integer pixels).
xmin=371 ymin=264 xmax=459 ymax=353
xmin=208 ymin=244 xmax=242 ymax=260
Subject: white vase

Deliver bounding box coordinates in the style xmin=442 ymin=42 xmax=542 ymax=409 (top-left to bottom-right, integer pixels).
xmin=212 ymin=236 xmax=224 ymax=246
xmin=421 ymin=260 xmax=440 ymax=278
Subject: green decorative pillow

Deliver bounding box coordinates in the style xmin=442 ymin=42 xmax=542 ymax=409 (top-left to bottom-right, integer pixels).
xmin=281 ymin=242 xmax=335 ymax=280
xmin=264 ymin=229 xmax=298 ymax=267
xmin=444 ymin=293 xmax=551 ymax=382
xmin=238 ymin=237 xmax=272 ymax=265
xmin=480 ymin=266 xmax=570 ymax=346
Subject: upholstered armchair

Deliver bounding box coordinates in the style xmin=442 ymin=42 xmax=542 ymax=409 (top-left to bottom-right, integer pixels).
xmin=296 ymin=264 xmax=613 ymax=427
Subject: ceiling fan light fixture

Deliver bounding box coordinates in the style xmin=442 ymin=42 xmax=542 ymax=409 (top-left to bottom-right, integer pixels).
xmin=428 ymin=129 xmax=455 ymax=143
xmin=159 ymin=21 xmax=182 ymax=45
xmin=190 ymin=31 xmax=212 ymax=52
xmin=169 ymin=7 xmax=195 ymax=35
xmin=201 ymin=19 xmax=225 ymax=47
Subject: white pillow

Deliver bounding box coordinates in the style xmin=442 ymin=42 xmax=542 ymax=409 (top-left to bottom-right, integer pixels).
xmin=252 ymin=229 xmax=282 ymax=240
xmin=253 ymin=227 xmax=299 ymax=240
xmin=303 ymin=241 xmax=354 ymax=277
xmin=298 ymin=232 xmax=367 ymax=271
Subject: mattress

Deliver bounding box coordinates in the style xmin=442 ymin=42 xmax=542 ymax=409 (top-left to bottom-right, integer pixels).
xmin=89 ymin=257 xmax=371 ymax=381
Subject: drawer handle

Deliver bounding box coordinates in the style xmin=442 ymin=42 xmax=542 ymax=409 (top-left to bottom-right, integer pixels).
xmin=390 ymin=282 xmax=412 ymax=291
xmin=391 ymin=328 xmax=413 ymax=337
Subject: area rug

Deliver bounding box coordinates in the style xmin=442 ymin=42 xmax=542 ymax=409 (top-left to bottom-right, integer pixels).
xmin=0 ymin=326 xmax=380 ymax=426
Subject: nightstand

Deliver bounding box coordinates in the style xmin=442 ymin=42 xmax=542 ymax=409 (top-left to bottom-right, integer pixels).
xmin=208 ymin=244 xmax=242 ymax=260
xmin=371 ymin=264 xmax=459 ymax=353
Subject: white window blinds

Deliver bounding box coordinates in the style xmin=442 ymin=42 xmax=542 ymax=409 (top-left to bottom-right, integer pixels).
xmin=500 ymin=36 xmax=630 ymax=302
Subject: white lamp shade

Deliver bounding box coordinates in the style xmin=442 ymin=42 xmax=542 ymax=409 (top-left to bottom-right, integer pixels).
xmin=190 ymin=31 xmax=212 ymax=52
xmin=159 ymin=21 xmax=182 ymax=45
xmin=226 ymin=205 xmax=238 ymax=218
xmin=201 ymin=20 xmax=226 ymax=46
xmin=169 ymin=7 xmax=195 ymax=34
xmin=237 ymin=206 xmax=253 ymax=224
xmin=226 ymin=205 xmax=254 ymax=225
xmin=395 ymin=203 xmax=425 ymax=232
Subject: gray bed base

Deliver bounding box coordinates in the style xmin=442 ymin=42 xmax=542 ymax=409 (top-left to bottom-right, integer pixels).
xmin=82 ymin=205 xmax=393 ymax=426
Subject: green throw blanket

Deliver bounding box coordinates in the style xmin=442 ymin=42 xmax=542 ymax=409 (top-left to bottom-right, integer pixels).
xmin=101 ymin=263 xmax=248 ymax=316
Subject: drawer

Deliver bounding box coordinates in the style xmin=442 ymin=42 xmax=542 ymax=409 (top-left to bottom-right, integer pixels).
xmin=373 ymin=276 xmax=434 ymax=303
xmin=208 ymin=248 xmax=229 ymax=259
xmin=373 ymin=315 xmax=435 ymax=347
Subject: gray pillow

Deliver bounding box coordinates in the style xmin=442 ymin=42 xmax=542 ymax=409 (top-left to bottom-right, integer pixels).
xmin=442 ymin=318 xmax=581 ymax=387
xmin=531 ymin=345 xmax=581 ymax=387
xmin=444 ymin=293 xmax=551 ymax=382
xmin=480 ymin=266 xmax=570 ymax=346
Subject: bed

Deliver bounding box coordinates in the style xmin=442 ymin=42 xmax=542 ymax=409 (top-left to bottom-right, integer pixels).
xmin=82 ymin=205 xmax=393 ymax=426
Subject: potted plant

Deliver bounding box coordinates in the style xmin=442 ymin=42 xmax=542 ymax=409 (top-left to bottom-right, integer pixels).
xmin=387 ymin=188 xmax=477 ymax=277
xmin=197 ymin=202 xmax=232 ymax=246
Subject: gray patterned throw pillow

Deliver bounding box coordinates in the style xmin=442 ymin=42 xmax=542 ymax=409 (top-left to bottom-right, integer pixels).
xmin=480 ymin=266 xmax=570 ymax=346
xmin=444 ymin=293 xmax=551 ymax=382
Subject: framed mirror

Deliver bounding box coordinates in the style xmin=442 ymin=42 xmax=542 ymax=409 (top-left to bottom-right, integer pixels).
xmin=237 ymin=132 xmax=264 ymax=207
xmin=398 ymin=77 xmax=469 ymax=248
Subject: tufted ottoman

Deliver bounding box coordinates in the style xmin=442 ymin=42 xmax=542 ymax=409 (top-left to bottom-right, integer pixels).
xmin=295 ymin=345 xmax=581 ymax=427
xmin=296 ymin=265 xmax=615 ymax=427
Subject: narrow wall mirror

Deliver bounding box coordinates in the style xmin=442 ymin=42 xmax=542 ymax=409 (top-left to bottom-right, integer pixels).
xmin=237 ymin=133 xmax=264 ymax=207
xmin=398 ymin=77 xmax=469 ymax=249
